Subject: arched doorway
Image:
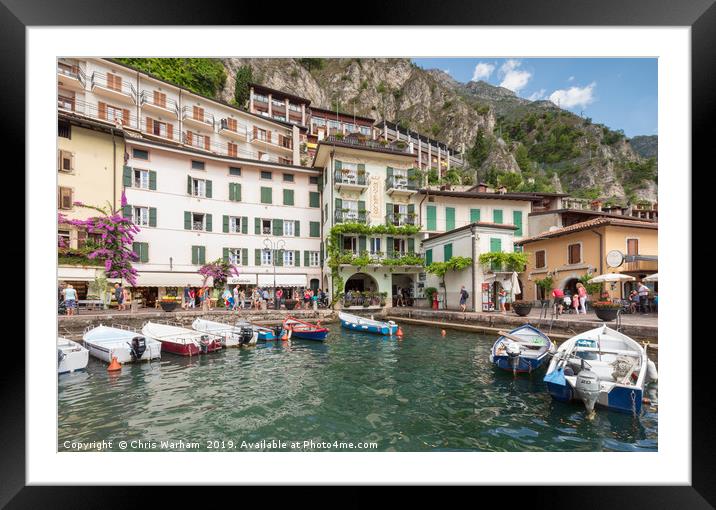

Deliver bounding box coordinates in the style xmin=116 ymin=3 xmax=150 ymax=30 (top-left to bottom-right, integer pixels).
xmin=310 ymin=278 xmax=319 ymax=293
xmin=344 ymin=273 xmax=380 ymax=307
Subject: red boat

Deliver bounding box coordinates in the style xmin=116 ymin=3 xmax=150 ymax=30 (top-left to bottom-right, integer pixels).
xmin=141 ymin=322 xmax=222 ymax=356
xmin=282 ymin=317 xmax=329 ymax=342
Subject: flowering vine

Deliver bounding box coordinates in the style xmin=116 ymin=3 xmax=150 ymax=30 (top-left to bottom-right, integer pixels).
xmin=198 ymin=258 xmax=239 ymax=289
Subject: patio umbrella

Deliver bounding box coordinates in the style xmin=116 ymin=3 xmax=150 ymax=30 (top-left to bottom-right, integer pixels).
xmin=588 ymin=273 xmax=635 ymax=283
xmin=643 ymin=273 xmax=658 ymax=282
xmin=510 ymin=271 xmax=521 ymax=299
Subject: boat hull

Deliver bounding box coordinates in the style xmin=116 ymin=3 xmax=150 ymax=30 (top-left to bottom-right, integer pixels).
xmin=158 ymin=338 xmax=222 ymax=356
xmin=340 ymin=319 xmax=397 ymax=336
xmin=290 ymin=330 xmax=328 ymax=341
xmin=85 ymin=342 xmax=162 ymax=364
xmin=492 ymin=354 xmax=549 ymax=373
xmin=58 ymin=339 xmax=89 ymax=374
xmin=545 ymin=380 xmax=643 ymax=414
xmin=490 ymin=324 xmax=553 ymax=374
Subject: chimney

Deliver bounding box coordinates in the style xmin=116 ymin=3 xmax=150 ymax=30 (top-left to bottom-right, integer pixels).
xmin=476 ymin=182 xmax=488 ymax=193
xmin=497 ymin=185 xmax=507 ymax=194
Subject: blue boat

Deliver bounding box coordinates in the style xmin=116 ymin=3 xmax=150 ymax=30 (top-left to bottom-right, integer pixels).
xmin=283 ymin=317 xmax=329 ymax=342
xmin=544 ymin=325 xmax=658 ymax=416
xmin=339 ymin=311 xmax=398 ymax=336
xmin=489 ymin=324 xmax=555 ymax=374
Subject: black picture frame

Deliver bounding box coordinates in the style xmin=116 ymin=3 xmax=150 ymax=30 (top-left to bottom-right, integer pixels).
xmin=5 ymin=0 xmax=708 ymax=505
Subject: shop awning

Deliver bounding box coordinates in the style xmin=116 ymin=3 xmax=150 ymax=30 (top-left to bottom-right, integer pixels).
xmin=131 ymin=272 xmax=210 ymax=287
xmin=58 ymin=266 xmax=103 ymax=282
xmin=257 ymin=274 xmax=307 ymax=287
xmin=228 ymin=274 xmax=257 ymax=285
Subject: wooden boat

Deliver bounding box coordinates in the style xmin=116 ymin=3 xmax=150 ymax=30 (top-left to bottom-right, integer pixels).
xmin=489 ymin=324 xmax=554 ymax=374
xmin=192 ymin=318 xmax=258 ymax=347
xmin=57 ymin=337 xmax=89 ymax=374
xmin=543 ymin=325 xmax=658 ymax=416
xmin=83 ymin=324 xmax=161 ymax=363
xmin=283 ymin=317 xmax=328 ymax=341
xmin=236 ymin=321 xmax=281 ymax=341
xmin=141 ymin=321 xmax=222 ymax=356
xmin=338 ymin=311 xmax=398 ymax=336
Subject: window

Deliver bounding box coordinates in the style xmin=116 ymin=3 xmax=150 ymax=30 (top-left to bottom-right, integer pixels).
xmin=568 ymin=243 xmax=581 ymax=264
xmin=309 ymin=176 xmax=319 ymax=185
xmin=513 ymin=211 xmax=523 ymax=236
xmin=191 ymin=178 xmax=207 ymax=197
xmin=133 ymin=169 xmax=150 ymax=189
xmin=627 ymin=238 xmax=639 ymax=255
xmin=309 ymin=191 xmax=320 ymax=208
xmin=443 ymin=243 xmax=453 ymax=261
xmin=106 ymin=73 xmax=122 ymax=91
xmin=133 ymin=206 xmax=149 ymax=226
xmin=426 ymin=205 xmax=437 ymax=231
xmin=229 ymin=166 xmax=241 ymax=176
xmin=227 ymin=248 xmax=242 ymax=265
xmin=343 ymin=199 xmax=359 ymax=220
xmin=370 ymin=237 xmax=382 ymax=255
xmin=283 ymin=173 xmax=294 ymax=182
xmin=278 ymin=157 xmax=292 ymax=165
xmin=493 ymin=209 xmax=503 ymax=224
xmin=284 ymin=220 xmax=296 ymax=237
xmin=343 ymin=236 xmax=358 ymax=254
xmin=425 ymin=248 xmax=433 ymax=266
xmin=260 ymin=187 xmax=273 ymax=204
xmin=283 ymin=250 xmax=295 ymax=267
xmin=153 ymin=91 xmax=166 ymax=108
xmin=133 ymin=148 xmax=149 ymax=160
xmin=193 ymin=106 xmax=205 ymax=122
xmin=445 ymin=207 xmax=456 ymax=230
xmin=260 ymin=171 xmax=272 ymax=180
xmin=105 ymin=105 xmax=125 ymax=124
xmin=58 ymin=120 xmax=71 ymax=139
xmin=309 ymin=251 xmax=320 ymax=267
xmin=229 ymin=216 xmax=243 ymax=234
xmin=309 ymin=221 xmax=320 ymax=238
xmin=261 ymin=248 xmax=273 ymax=266
xmin=535 ymin=250 xmax=546 ymax=269
xmin=192 ymin=213 xmax=205 ymax=231
xmin=58 ymin=230 xmax=71 ymax=248
xmin=191 ymin=245 xmax=206 ymax=265
xmin=58 ymin=150 xmax=74 ymax=173
xmin=283 ymin=189 xmax=295 ymax=206
xmin=255 ymin=128 xmax=268 ymax=142
xmin=132 ymin=242 xmax=149 ymax=263
xmin=470 ymin=208 xmax=481 ymax=223
xmin=262 ymin=219 xmax=272 ymax=235
xmin=191 ymin=160 xmax=205 ymax=171
xmin=393 ymin=238 xmax=407 ymax=256
xmin=58 ymin=187 xmax=73 ymax=209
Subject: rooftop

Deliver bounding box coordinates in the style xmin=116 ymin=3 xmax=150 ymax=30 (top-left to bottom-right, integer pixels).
xmin=515 ymin=217 xmax=658 ymax=245
xmin=376 ymin=120 xmax=460 ymax=154
xmin=418 ymin=188 xmax=548 ymax=202
xmin=250 ymin=82 xmax=312 ymax=106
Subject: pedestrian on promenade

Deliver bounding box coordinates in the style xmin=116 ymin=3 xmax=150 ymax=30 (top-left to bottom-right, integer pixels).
xmin=396 ymin=287 xmax=404 ymax=307
xmin=188 ymin=288 xmax=196 ymax=309
xmin=275 ymin=288 xmax=283 ymax=310
xmin=183 ymin=285 xmax=190 ymax=309
xmin=114 ymin=283 xmax=124 ymax=311
xmin=459 ymin=286 xmax=469 ymax=312
xmin=551 ymin=287 xmax=564 ymax=316
xmin=239 ymin=288 xmax=246 ymax=310
xmin=576 ymin=282 xmax=588 ymax=314
xmin=252 ymin=288 xmax=260 ymax=310
xmin=62 ymin=284 xmax=77 ymax=316
xmin=233 ymin=286 xmax=240 ymax=311
xmin=303 ymin=288 xmax=311 ymax=309
xmin=637 ymin=281 xmax=650 ymax=314
xmin=123 ymin=286 xmax=131 ymax=310
xmin=498 ymin=288 xmax=507 ymax=313
xmin=312 ymin=290 xmax=318 ymax=311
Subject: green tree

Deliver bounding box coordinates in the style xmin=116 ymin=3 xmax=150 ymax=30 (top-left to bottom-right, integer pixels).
xmin=115 ymin=58 xmax=226 ymax=98
xmin=497 ymin=172 xmax=523 ymax=191
xmin=297 ymin=58 xmax=325 ymax=71
xmin=233 ymin=65 xmax=253 ymax=107
xmin=426 ymin=256 xmax=472 ymax=309
xmin=467 ymin=129 xmax=492 ymax=169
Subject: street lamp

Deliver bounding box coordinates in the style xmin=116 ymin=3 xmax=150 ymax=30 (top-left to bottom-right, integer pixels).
xmin=263 ymin=237 xmax=285 ymax=309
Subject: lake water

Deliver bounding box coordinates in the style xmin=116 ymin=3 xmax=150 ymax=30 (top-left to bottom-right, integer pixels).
xmin=58 ymin=324 xmax=658 ymax=452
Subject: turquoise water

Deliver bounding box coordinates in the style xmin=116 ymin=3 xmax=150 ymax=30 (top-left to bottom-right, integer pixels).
xmin=58 ymin=324 xmax=657 ymax=452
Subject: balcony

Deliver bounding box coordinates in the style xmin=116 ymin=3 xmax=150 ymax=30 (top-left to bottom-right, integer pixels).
xmin=57 ymin=63 xmax=85 ymax=91
xmin=385 ymin=175 xmax=417 ymax=197
xmin=219 ymin=118 xmax=248 ymax=141
xmin=248 ymin=131 xmax=293 ymax=154
xmin=141 ymin=119 xmax=179 ymax=142
xmin=182 ymin=107 xmax=214 ymax=131
xmin=385 ymin=212 xmax=417 ymax=227
xmin=334 ymin=169 xmax=368 ymax=191
xmin=324 ymin=135 xmax=412 ymax=154
xmin=90 ymin=72 xmax=136 ymax=103
xmin=623 ymin=255 xmax=658 ymax=273
xmin=335 ymin=210 xmax=369 ymax=224
xmin=140 ymin=91 xmax=179 ymax=118
xmin=58 ymin=97 xmax=138 ymax=130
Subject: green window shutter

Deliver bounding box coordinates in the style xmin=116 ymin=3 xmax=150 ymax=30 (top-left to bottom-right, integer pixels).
xmin=235 ymin=183 xmax=242 ymax=202
xmin=426 ymin=248 xmax=433 ymax=266
xmin=205 ymin=214 xmax=212 ymax=232
xmin=191 ymin=246 xmax=198 ymax=265
xmin=408 ymin=203 xmax=415 ymax=216
xmin=275 ymin=249 xmax=283 ymax=266
xmin=493 ymin=209 xmax=503 ymax=224
xmin=387 ymin=166 xmax=394 ymax=179
xmin=513 ymin=211 xmax=523 ymax=236
xmin=446 ymin=207 xmax=456 ymax=231
xmin=357 ymin=163 xmax=365 ymax=174
xmin=444 ymin=243 xmax=453 ymax=261
xmin=386 ymin=202 xmax=392 ymax=217
xmin=187 ymin=175 xmax=192 ymax=194
xmin=490 ymin=237 xmax=502 ymax=252
xmin=205 ymin=180 xmax=212 ymax=198
xmin=386 ymin=237 xmax=394 ymax=257
xmin=184 ymin=211 xmax=191 ymax=230
xmin=470 ymin=208 xmax=481 ymax=223
xmin=294 ymin=221 xmax=300 ymax=237
xmin=335 ymin=198 xmax=342 ymax=223
xmin=334 ymin=160 xmax=342 ymax=171
xmin=228 ymin=183 xmax=235 ymax=201
xmin=223 ymin=215 xmax=229 ymax=233
xmin=427 ymin=205 xmax=437 ymax=231
xmin=273 ymin=219 xmax=283 ymax=236
xmin=283 ymin=189 xmax=294 ymax=206
xmin=309 ymin=191 xmax=320 ymax=208
xmin=123 ymin=166 xmax=132 ymax=187
xmin=149 ymin=171 xmax=157 ymax=190
xmin=149 ymin=207 xmax=157 ymax=227
xmin=294 ymin=250 xmax=301 ymax=266
xmin=261 ymin=187 xmax=272 ymax=204
xmin=255 ymin=217 xmax=261 ymax=234
xmin=408 ymin=238 xmax=415 ymax=253
xmin=141 ymin=243 xmax=148 ymax=263
xmin=310 ymin=221 xmax=320 ymax=238
xmin=255 ymin=249 xmax=261 ymax=266
xmin=304 ymin=250 xmax=310 ymax=267
xmin=122 ymin=204 xmax=132 ymax=219
xmin=241 ymin=217 xmax=248 ymax=234
xmin=242 ymin=248 xmax=248 ymax=265
xmin=358 ymin=235 xmax=367 ymax=253
xmin=132 ymin=242 xmax=140 ymax=259
xmin=358 ymin=200 xmax=365 ymax=213
xmin=223 ymin=247 xmax=229 ymax=262
xmin=199 ymin=246 xmax=206 ymax=265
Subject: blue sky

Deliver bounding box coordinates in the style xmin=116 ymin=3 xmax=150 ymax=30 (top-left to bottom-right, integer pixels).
xmin=412 ymin=58 xmax=657 ymax=138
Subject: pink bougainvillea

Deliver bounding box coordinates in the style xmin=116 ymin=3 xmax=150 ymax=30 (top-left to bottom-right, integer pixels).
xmin=198 ymin=259 xmax=239 ymax=289
xmin=58 ymin=203 xmax=141 ymax=285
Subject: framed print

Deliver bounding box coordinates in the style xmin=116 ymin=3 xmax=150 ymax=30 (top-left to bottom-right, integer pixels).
xmin=4 ymin=0 xmax=712 ymax=504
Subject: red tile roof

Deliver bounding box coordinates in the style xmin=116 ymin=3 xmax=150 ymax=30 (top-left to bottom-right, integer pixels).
xmin=516 ymin=217 xmax=658 ymax=245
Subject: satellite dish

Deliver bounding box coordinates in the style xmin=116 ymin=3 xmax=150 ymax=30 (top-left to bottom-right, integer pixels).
xmin=606 ymin=250 xmax=624 ymax=268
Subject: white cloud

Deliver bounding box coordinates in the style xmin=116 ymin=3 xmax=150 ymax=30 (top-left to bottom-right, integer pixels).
xmin=527 ymin=89 xmax=546 ymax=101
xmin=568 ymin=76 xmax=575 ymax=81
xmin=472 ymin=62 xmax=495 ymax=81
xmin=549 ymin=82 xmax=597 ymax=109
xmin=498 ymin=60 xmax=532 ymax=92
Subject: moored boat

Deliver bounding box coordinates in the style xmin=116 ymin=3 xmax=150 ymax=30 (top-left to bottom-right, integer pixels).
xmin=338 ymin=311 xmax=398 ymax=336
xmin=237 ymin=321 xmax=281 ymax=341
xmin=283 ymin=317 xmax=329 ymax=341
xmin=543 ymin=325 xmax=658 ymax=416
xmin=141 ymin=321 xmax=222 ymax=356
xmin=489 ymin=324 xmax=554 ymax=374
xmin=83 ymin=324 xmax=162 ymax=364
xmin=192 ymin=318 xmax=258 ymax=347
xmin=57 ymin=337 xmax=89 ymax=374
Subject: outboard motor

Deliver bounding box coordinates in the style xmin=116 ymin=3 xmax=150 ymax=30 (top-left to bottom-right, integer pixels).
xmin=58 ymin=348 xmax=65 ymax=366
xmin=575 ymin=359 xmax=600 ymax=417
xmin=273 ymin=326 xmax=283 ymax=340
xmin=238 ymin=327 xmax=254 ymax=346
xmin=129 ymin=336 xmax=147 ymax=361
xmin=199 ymin=335 xmax=210 ymax=354
xmin=506 ymin=342 xmax=522 ymax=372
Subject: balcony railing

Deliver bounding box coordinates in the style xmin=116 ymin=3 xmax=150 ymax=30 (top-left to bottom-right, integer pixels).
xmin=192 ymin=222 xmax=204 ymax=231
xmin=248 ymin=131 xmax=293 ymax=151
xmin=385 ymin=175 xmax=417 ymax=191
xmin=219 ymin=118 xmax=248 ymax=137
xmin=324 ymin=135 xmax=412 ymax=154
xmin=623 ymin=255 xmax=658 ymax=272
xmin=182 ymin=107 xmax=215 ymax=129
xmin=57 ymin=63 xmax=87 ymax=87
xmin=385 ymin=213 xmax=417 ymax=227
xmin=57 ymin=97 xmax=138 ymax=129
xmin=90 ymin=71 xmax=136 ymax=100
xmin=139 ymin=90 xmax=180 ymax=117
xmin=140 ymin=119 xmax=179 ymax=142
xmin=335 ymin=210 xmax=369 ymax=224
xmin=334 ymin=169 xmax=367 ymax=187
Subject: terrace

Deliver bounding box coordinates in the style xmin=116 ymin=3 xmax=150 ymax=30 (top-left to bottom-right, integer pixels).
xmin=57 ymin=62 xmax=86 ymax=91
xmin=334 ymin=168 xmax=368 ymax=191
xmin=334 ymin=210 xmax=369 ymax=224
xmin=58 ymin=97 xmax=138 ymax=130
xmin=182 ymin=106 xmax=215 ymax=131
xmin=139 ymin=90 xmax=179 ymax=118
xmin=219 ymin=118 xmax=248 ymax=141
xmin=385 ymin=212 xmax=417 ymax=227
xmin=385 ymin=174 xmax=418 ymax=197
xmin=324 ymin=135 xmax=412 ymax=155
xmin=90 ymin=71 xmax=136 ymax=103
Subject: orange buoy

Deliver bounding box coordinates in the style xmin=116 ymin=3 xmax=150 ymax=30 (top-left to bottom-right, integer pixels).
xmin=107 ymin=356 xmax=121 ymax=372
xmin=396 ymin=327 xmax=404 ymax=337
xmin=441 ymin=329 xmax=447 ymax=337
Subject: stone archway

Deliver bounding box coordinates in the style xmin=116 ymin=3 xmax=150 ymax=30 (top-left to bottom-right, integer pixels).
xmin=345 ymin=272 xmax=379 ymax=293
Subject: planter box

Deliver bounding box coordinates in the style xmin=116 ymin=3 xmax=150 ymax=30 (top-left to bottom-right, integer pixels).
xmin=160 ymin=301 xmax=178 ymax=312
xmin=284 ymin=300 xmax=297 ymax=310
xmin=512 ymin=303 xmax=532 ymax=317
xmin=594 ymin=308 xmax=619 ymax=321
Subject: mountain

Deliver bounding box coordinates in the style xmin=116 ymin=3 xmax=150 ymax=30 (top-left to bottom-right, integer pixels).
xmin=629 ymin=135 xmax=658 ymax=159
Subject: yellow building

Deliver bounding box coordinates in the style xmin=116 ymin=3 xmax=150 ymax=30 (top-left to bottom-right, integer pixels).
xmin=516 ymin=217 xmax=658 ymax=301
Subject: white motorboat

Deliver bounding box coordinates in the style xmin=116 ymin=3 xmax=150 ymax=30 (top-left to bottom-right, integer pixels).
xmin=82 ymin=324 xmax=162 ymax=364
xmin=57 ymin=337 xmax=89 ymax=374
xmin=141 ymin=321 xmax=223 ymax=356
xmin=338 ymin=311 xmax=398 ymax=336
xmin=191 ymin=318 xmax=258 ymax=347
xmin=544 ymin=324 xmax=658 ymax=416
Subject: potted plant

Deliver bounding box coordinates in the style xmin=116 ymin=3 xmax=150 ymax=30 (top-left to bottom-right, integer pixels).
xmin=159 ymin=295 xmax=180 ymax=312
xmin=379 ymin=292 xmax=388 ymax=307
xmin=284 ymin=299 xmax=298 ymax=310
xmin=512 ymin=300 xmax=533 ymax=317
xmin=592 ymin=301 xmax=621 ymax=321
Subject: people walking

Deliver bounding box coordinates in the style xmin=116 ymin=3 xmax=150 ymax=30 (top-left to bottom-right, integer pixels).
xmin=498 ymin=288 xmax=507 ymax=313
xmin=459 ymin=286 xmax=469 ymax=312
xmin=238 ymin=288 xmax=246 ymax=310
xmin=188 ymin=288 xmax=196 ymax=309
xmin=551 ymin=287 xmax=564 ymax=316
xmin=275 ymin=288 xmax=283 ymax=310
xmin=576 ymin=282 xmax=588 ymax=314
xmin=114 ymin=283 xmax=124 ymax=311
xmin=62 ymin=284 xmax=77 ymax=316
xmin=183 ymin=284 xmax=190 ymax=310
xmin=233 ymin=286 xmax=240 ymax=311
xmin=303 ymin=288 xmax=311 ymax=309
